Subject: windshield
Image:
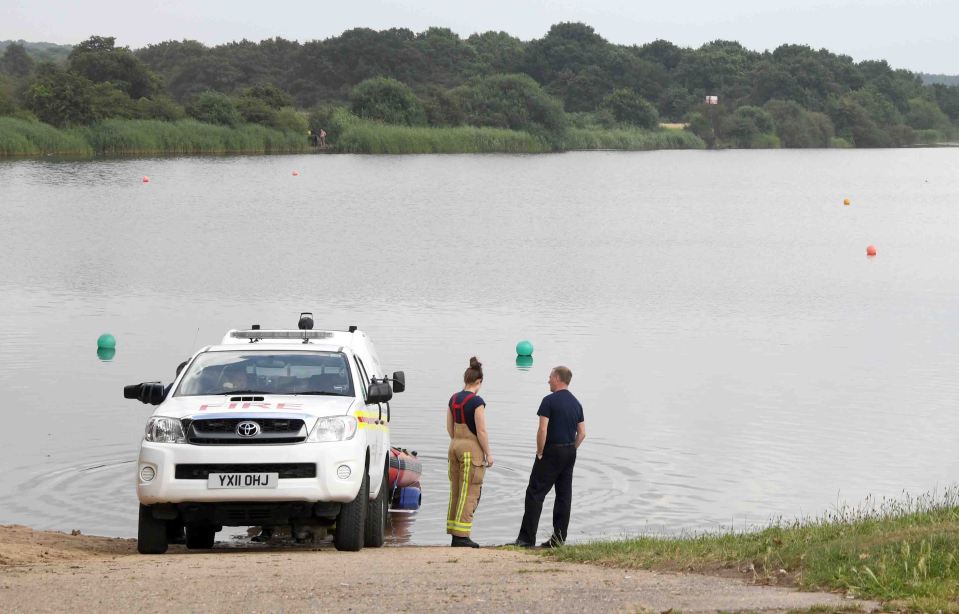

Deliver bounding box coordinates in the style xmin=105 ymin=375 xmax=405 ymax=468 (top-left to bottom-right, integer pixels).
xmin=174 ymin=351 xmax=355 ymax=397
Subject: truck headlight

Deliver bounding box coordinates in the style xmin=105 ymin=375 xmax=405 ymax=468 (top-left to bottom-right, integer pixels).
xmin=308 ymin=416 xmax=357 ymax=442
xmin=144 ymin=417 xmax=186 ymax=443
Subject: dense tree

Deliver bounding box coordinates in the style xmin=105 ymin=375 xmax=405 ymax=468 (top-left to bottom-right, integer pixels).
xmin=906 ymin=96 xmax=950 ymax=129
xmin=350 ymin=77 xmax=426 ymax=125
xmin=68 ymin=36 xmax=160 ymax=99
xmin=451 ymin=73 xmax=565 ymax=138
xmin=829 ymin=96 xmax=890 ymax=147
xmin=22 ymin=63 xmax=97 ymax=126
xmin=638 ymin=40 xmax=685 ymax=71
xmin=657 ymin=85 xmax=695 ymax=121
xmin=725 ymin=105 xmax=775 ymax=147
xmin=676 ymin=40 xmax=757 ymax=102
xmin=929 ymin=84 xmax=959 ymax=120
xmin=465 ymin=31 xmax=524 ymax=75
xmin=6 ymin=25 xmax=955 ymax=148
xmin=600 ymin=88 xmax=658 ymax=128
xmin=764 ymin=99 xmax=833 ymax=148
xmin=1 ymin=42 xmax=34 ymax=77
xmin=271 ymin=107 xmax=308 ymax=133
xmin=522 ymin=22 xmax=611 ymax=84
xmin=419 ymin=85 xmax=465 ymax=126
xmin=187 ymin=90 xmax=241 ymax=126
xmin=0 ymin=85 xmax=15 ymax=115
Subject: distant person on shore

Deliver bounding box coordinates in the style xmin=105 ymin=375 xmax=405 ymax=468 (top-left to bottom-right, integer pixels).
xmin=512 ymin=366 xmax=585 ymax=548
xmin=446 ymin=357 xmax=493 ymax=548
xmin=318 ymin=128 xmax=327 ymax=148
xmin=308 ymin=129 xmax=319 ymax=147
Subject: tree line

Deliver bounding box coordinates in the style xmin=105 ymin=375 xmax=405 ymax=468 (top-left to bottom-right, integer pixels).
xmin=2 ymin=24 xmax=958 ymax=148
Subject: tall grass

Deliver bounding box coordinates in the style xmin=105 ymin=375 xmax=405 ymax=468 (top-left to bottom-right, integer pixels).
xmin=75 ymin=119 xmax=309 ymax=155
xmin=335 ymin=120 xmax=552 ymax=154
xmin=543 ymin=488 xmax=959 ymax=612
xmin=0 ymin=117 xmax=309 ymax=157
xmin=2 ymin=114 xmax=708 ymax=157
xmin=0 ymin=117 xmax=92 ymax=156
xmin=563 ymin=126 xmax=705 ymax=150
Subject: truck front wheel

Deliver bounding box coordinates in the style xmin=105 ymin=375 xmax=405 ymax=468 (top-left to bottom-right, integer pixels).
xmin=137 ymin=505 xmax=169 ymax=554
xmin=334 ymin=471 xmax=369 ymax=551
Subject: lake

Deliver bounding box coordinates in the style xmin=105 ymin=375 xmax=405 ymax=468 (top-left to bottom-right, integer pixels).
xmin=1 ymin=149 xmax=958 ymax=546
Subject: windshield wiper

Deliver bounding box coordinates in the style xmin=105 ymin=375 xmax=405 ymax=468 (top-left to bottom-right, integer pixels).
xmin=295 ymin=391 xmax=346 ymax=396
xmin=221 ymin=390 xmax=270 ymax=395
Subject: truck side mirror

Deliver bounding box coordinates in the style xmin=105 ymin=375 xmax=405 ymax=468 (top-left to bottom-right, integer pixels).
xmin=124 ymin=382 xmax=166 ymax=405
xmin=367 ymin=380 xmax=393 ymax=404
xmin=391 ymin=371 xmax=405 ymax=393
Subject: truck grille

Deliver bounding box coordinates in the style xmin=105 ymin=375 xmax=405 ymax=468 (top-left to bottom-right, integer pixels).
xmin=184 ymin=418 xmax=307 ymax=445
xmin=175 ymin=463 xmax=317 ymax=479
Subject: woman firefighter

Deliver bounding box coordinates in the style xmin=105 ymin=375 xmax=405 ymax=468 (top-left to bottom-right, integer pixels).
xmin=446 ymin=357 xmax=493 ymax=547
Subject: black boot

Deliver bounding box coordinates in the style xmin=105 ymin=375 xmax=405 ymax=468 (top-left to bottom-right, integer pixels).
xmin=451 ymin=535 xmax=480 ymax=548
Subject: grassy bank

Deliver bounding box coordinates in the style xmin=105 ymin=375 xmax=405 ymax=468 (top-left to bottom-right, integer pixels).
xmin=0 ymin=117 xmax=93 ymax=156
xmin=544 ymin=490 xmax=959 ymax=612
xmin=335 ymin=121 xmax=553 ymax=154
xmin=563 ymin=126 xmax=706 ymax=150
xmin=0 ymin=117 xmax=309 ymax=156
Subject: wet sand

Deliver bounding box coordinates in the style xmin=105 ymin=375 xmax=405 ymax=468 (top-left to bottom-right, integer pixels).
xmin=0 ymin=525 xmax=878 ymax=613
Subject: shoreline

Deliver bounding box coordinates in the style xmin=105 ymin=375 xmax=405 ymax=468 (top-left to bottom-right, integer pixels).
xmin=0 ymin=524 xmax=874 ymax=613
xmin=2 ymin=142 xmax=957 ymax=161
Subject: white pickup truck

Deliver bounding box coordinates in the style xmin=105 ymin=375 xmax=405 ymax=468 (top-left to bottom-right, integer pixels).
xmin=123 ymin=315 xmax=405 ymax=554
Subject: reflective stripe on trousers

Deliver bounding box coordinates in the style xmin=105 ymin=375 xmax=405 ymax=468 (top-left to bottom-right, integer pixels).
xmin=447 ymin=422 xmax=485 ymax=537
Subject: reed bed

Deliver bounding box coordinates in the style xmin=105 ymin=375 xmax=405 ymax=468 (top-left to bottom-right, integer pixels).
xmin=542 ymin=488 xmax=959 ymax=612
xmin=563 ymin=127 xmax=705 ymax=150
xmin=0 ymin=118 xmax=309 ymax=157
xmin=74 ymin=119 xmax=309 ymax=155
xmin=0 ymin=117 xmax=93 ymax=156
xmin=334 ymin=121 xmax=552 ymax=154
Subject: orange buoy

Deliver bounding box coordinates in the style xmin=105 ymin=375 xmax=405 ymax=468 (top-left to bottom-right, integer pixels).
xmin=866 ymin=245 xmax=877 ymax=256
xmin=292 ymin=170 xmax=300 ymax=176
xmin=843 ymin=198 xmax=850 ymax=206
xmin=142 ymin=176 xmax=150 ymax=183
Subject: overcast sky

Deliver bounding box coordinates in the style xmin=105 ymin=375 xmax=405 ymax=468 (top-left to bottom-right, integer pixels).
xmin=2 ymin=0 xmax=957 ymax=74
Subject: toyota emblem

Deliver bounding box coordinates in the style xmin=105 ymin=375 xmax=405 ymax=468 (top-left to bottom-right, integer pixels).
xmin=236 ymin=421 xmax=260 ymax=437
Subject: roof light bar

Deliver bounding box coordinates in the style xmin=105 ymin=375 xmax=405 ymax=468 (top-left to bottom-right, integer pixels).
xmin=230 ymin=330 xmax=334 ymax=340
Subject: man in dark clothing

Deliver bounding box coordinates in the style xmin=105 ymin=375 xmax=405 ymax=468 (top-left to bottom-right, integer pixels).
xmin=513 ymin=366 xmax=586 ymax=548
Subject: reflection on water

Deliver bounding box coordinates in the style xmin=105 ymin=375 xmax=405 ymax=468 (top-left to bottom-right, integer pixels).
xmin=515 ymin=355 xmax=534 ymax=370
xmin=2 ymin=150 xmax=959 ymax=546
xmin=97 ymin=347 xmax=117 ymax=362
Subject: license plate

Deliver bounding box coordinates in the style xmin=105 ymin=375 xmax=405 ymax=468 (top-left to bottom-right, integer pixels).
xmin=207 ymin=473 xmax=279 ymax=489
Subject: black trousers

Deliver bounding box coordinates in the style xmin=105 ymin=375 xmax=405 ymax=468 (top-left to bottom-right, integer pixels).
xmin=517 ymin=445 xmax=577 ymax=544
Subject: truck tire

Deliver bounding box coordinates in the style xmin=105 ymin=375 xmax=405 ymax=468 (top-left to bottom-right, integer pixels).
xmin=138 ymin=505 xmax=169 ymax=554
xmin=185 ymin=524 xmax=216 ymax=549
xmin=364 ymin=465 xmax=388 ymax=548
xmin=334 ymin=470 xmax=369 ymax=552
xmin=166 ymin=518 xmax=185 ymax=544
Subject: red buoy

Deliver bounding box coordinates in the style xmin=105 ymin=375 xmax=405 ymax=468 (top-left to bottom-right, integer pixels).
xmin=292 ymin=170 xmax=300 ymax=176
xmin=866 ymin=245 xmax=877 ymax=256
xmin=142 ymin=176 xmax=150 ymax=183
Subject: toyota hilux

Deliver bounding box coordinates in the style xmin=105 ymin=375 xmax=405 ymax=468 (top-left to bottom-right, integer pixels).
xmin=123 ymin=315 xmax=404 ymax=554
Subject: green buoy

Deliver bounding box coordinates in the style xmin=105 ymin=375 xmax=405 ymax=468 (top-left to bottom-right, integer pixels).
xmin=97 ymin=333 xmax=116 ymax=349
xmin=516 ymin=340 xmax=534 ymax=356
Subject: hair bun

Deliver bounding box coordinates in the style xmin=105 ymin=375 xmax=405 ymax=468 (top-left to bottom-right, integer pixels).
xmin=469 ymin=357 xmax=482 ymax=370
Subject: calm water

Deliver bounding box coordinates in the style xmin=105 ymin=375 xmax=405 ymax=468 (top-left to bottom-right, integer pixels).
xmin=1 ymin=149 xmax=958 ymax=546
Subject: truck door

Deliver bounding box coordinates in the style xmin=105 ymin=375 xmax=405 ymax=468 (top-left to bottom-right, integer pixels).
xmin=353 ymin=356 xmax=385 ymax=490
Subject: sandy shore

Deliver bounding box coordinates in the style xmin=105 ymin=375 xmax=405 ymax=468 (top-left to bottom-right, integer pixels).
xmin=0 ymin=525 xmax=875 ymax=613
